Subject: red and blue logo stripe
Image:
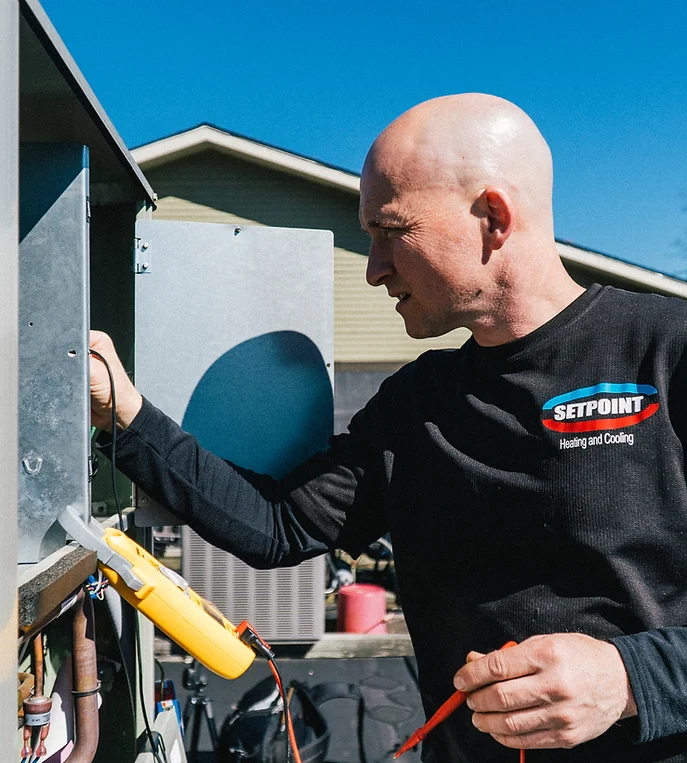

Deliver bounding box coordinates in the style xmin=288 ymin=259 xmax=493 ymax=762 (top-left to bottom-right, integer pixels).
xmin=542 ymin=383 xmax=659 ymax=433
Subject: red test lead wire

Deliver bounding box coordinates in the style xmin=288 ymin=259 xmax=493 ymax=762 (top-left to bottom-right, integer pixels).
xmin=394 ymin=640 xmax=519 ymax=759
xmin=238 ymin=620 xmax=304 ymax=763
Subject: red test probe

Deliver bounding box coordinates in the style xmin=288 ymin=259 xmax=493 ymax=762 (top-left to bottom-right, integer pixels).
xmin=394 ymin=640 xmax=519 ymax=759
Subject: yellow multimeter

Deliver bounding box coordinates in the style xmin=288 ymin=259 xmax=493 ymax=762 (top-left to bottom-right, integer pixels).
xmin=59 ymin=506 xmax=256 ymax=680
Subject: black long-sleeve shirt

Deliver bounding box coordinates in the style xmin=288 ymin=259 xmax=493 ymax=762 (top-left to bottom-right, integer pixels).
xmin=110 ymin=284 xmax=687 ymax=761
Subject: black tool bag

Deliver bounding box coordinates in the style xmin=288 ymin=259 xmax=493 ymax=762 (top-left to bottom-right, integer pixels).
xmin=217 ymin=677 xmax=364 ymax=763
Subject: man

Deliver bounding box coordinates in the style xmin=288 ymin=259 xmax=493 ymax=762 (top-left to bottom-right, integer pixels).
xmin=91 ymin=94 xmax=687 ymax=761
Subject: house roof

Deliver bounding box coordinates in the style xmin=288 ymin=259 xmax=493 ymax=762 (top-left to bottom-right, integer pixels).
xmin=132 ymin=124 xmax=687 ymax=299
xmin=132 ymin=123 xmax=360 ymax=194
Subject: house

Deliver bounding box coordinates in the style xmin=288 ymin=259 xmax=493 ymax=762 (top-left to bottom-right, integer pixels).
xmin=132 ymin=124 xmax=687 ymax=430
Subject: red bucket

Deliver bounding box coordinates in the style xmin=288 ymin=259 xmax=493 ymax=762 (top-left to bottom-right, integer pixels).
xmin=336 ymin=583 xmax=387 ymax=634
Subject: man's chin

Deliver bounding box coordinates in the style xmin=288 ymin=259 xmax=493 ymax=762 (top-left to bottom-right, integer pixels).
xmin=404 ymin=322 xmax=444 ymax=340
xmin=402 ymin=314 xmax=461 ymax=340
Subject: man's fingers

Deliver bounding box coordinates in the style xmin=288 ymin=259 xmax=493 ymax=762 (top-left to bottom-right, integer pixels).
xmin=455 ymin=642 xmax=535 ymax=692
xmin=88 ymin=330 xmax=143 ymax=430
xmin=471 ymin=703 xmax=555 ymax=739
xmin=471 ymin=695 xmax=591 ymax=750
xmin=466 ymin=675 xmax=545 ymax=713
xmin=490 ymin=729 xmax=582 ymax=751
xmin=465 ymin=650 xmax=484 ymax=663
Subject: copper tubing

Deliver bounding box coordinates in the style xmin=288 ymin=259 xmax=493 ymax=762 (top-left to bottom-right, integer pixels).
xmin=65 ymin=590 xmax=99 ymax=763
xmin=33 ymin=632 xmax=44 ymax=696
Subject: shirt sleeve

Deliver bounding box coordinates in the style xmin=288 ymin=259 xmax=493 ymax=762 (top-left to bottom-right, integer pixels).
xmin=97 ymin=397 xmax=390 ymax=568
xmin=610 ymin=628 xmax=687 ymax=742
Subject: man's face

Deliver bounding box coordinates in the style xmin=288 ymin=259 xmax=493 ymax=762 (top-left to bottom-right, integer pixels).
xmin=359 ymin=165 xmax=487 ymax=339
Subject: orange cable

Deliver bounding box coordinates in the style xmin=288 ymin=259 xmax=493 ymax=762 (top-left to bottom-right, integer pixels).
xmin=268 ymin=660 xmax=303 ymax=763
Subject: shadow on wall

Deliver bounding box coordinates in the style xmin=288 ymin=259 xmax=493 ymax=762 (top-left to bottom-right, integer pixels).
xmin=182 ymin=331 xmax=333 ymax=479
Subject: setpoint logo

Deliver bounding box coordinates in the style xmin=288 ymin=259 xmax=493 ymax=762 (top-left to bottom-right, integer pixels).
xmin=542 ymin=383 xmax=659 ymax=433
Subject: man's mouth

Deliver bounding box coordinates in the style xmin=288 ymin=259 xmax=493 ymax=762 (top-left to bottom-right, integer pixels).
xmin=394 ymin=293 xmax=410 ymax=313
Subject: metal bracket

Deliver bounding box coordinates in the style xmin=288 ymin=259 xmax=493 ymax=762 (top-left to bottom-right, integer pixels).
xmin=134 ymin=237 xmax=152 ymax=274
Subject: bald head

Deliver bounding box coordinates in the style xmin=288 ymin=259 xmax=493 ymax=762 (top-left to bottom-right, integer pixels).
xmin=359 ymin=94 xmax=583 ymax=345
xmin=363 ymin=94 xmax=554 ymax=232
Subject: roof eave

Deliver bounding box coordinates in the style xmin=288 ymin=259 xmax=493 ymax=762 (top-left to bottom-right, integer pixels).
xmin=556 ymin=241 xmax=687 ymax=299
xmin=131 ymin=125 xmax=360 ymax=194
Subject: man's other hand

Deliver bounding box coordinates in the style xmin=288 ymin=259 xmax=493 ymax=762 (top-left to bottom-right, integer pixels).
xmin=453 ymin=633 xmax=637 ymax=750
xmin=90 ymin=331 xmax=143 ymax=431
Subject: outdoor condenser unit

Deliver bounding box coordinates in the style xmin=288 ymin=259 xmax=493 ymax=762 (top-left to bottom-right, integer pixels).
xmin=133 ymin=220 xmax=333 ymax=642
xmin=182 ymin=527 xmax=324 ymax=643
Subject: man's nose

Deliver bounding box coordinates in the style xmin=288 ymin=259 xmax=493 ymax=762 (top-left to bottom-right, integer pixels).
xmin=366 ymin=242 xmax=394 ymax=287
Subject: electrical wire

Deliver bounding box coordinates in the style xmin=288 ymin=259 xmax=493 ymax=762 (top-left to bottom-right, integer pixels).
xmin=155 ymin=658 xmax=166 ymax=688
xmin=267 ymin=659 xmax=302 ymax=763
xmin=237 ymin=621 xmax=303 ymax=763
xmin=135 ymin=613 xmax=168 ymax=763
xmin=88 ymin=348 xmax=123 ymax=531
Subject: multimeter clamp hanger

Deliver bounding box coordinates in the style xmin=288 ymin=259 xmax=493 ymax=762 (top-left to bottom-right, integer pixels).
xmin=59 ymin=505 xmax=144 ymax=592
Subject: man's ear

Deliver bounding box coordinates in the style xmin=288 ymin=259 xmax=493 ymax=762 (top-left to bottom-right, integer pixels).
xmin=480 ymin=188 xmax=514 ymax=250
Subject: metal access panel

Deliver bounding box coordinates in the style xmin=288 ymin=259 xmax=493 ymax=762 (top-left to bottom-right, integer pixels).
xmin=18 ymin=143 xmax=91 ymax=563
xmin=134 ymin=220 xmax=333 ymax=642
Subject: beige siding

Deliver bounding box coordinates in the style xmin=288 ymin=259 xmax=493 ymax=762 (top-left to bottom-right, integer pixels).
xmin=144 ymin=150 xmax=470 ymax=364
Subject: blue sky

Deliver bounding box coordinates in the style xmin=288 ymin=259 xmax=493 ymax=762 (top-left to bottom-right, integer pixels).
xmin=41 ymin=0 xmax=687 ymax=276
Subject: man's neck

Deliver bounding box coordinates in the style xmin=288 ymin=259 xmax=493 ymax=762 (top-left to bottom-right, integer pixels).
xmin=471 ymin=275 xmax=586 ymax=348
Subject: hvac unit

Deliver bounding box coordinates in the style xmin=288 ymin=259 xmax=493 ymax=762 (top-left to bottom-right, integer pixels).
xmin=133 ymin=220 xmax=333 ymax=643
xmin=182 ymin=527 xmax=325 ymax=642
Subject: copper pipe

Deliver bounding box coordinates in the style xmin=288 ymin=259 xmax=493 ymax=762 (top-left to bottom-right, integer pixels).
xmin=33 ymin=632 xmax=44 ymax=696
xmin=23 ymin=632 xmax=50 ymax=759
xmin=65 ymin=590 xmax=99 ymax=763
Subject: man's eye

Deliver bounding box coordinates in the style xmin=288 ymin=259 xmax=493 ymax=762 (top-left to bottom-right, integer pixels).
xmin=382 ymin=227 xmax=403 ymax=238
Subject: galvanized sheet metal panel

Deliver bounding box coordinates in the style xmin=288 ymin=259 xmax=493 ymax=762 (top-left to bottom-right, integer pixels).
xmin=18 ymin=143 xmax=91 ymax=562
xmin=133 ymin=220 xmax=333 ymax=426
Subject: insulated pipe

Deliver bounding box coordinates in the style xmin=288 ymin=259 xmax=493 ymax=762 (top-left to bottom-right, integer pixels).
xmin=65 ymin=591 xmax=100 ymax=763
